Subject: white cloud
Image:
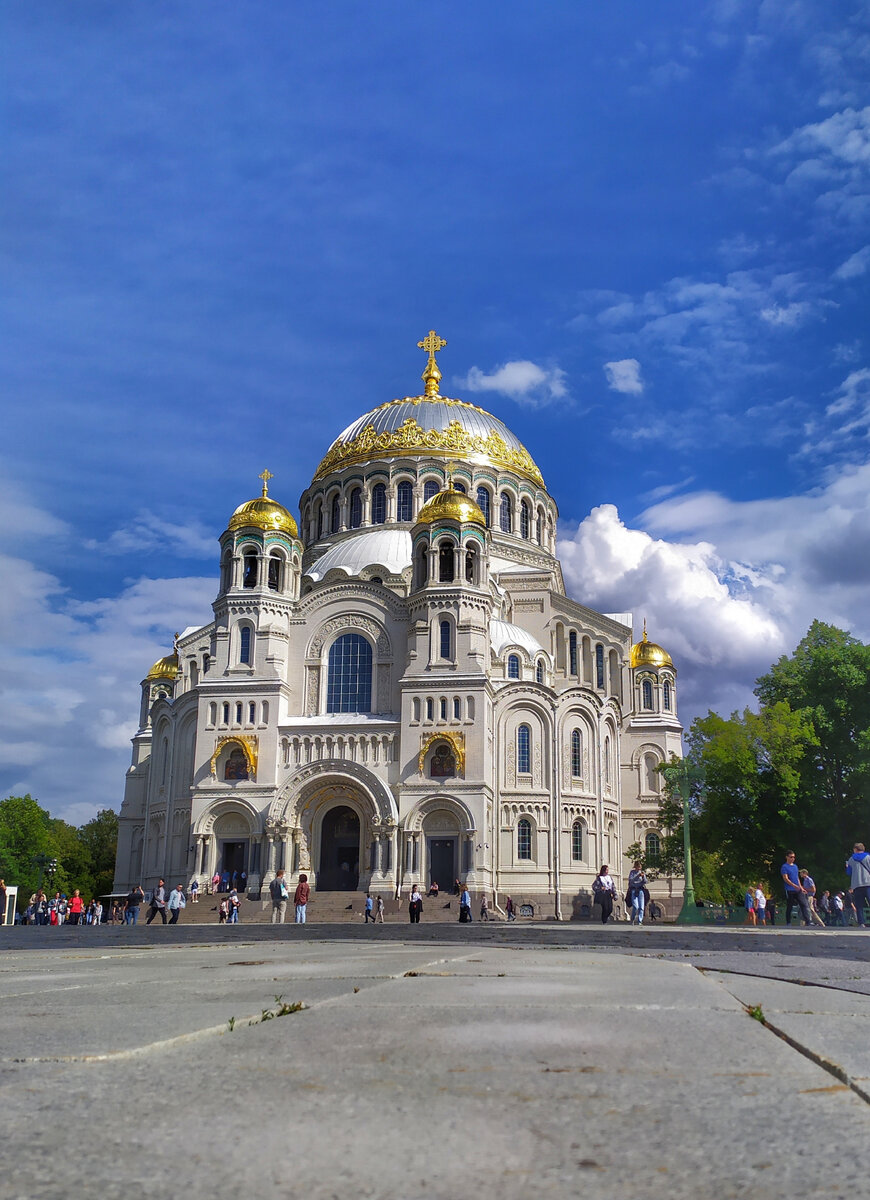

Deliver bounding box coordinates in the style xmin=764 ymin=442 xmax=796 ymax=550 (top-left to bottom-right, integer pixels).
xmin=85 ymin=510 xmax=217 ymax=558
xmin=603 ymin=359 xmax=644 ymax=394
xmin=773 ymin=105 xmax=870 ymax=167
xmin=460 ymin=360 xmax=568 ymax=407
xmin=759 ymin=302 xmax=812 ymax=327
xmin=834 ymin=245 xmax=870 ymax=279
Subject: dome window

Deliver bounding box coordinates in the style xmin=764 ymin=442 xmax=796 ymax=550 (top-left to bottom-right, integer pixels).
xmin=330 ymin=494 xmax=341 ymax=534
xmin=663 ymin=681 xmax=672 ymax=711
xmin=642 ymin=679 xmax=654 ymax=710
xmin=423 ymin=479 xmax=440 ymax=502
xmin=397 ymin=481 xmax=413 ymax=522
xmin=520 ymin=499 xmax=530 ymax=539
xmin=349 ymin=488 xmax=362 ymax=529
xmin=536 ymin=509 xmax=543 ymax=544
xmin=500 ymin=493 xmax=512 ymax=533
xmin=476 ymin=486 xmax=491 ymax=527
xmin=371 ymin=483 xmax=387 ymax=525
xmin=438 ymin=540 xmax=455 ymax=583
xmin=465 ymin=547 xmax=476 ymax=584
xmin=507 ymin=654 xmax=520 ymax=680
xmin=243 ymin=550 xmax=258 ymax=589
xmin=267 ymin=553 xmax=284 ymax=592
xmin=454 ymin=482 xmax=466 ymax=494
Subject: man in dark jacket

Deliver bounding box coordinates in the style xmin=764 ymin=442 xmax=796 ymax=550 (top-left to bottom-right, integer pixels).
xmin=146 ymin=879 xmax=167 ymax=925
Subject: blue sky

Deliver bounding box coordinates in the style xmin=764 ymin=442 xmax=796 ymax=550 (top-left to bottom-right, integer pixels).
xmin=2 ymin=1 xmax=869 ymax=822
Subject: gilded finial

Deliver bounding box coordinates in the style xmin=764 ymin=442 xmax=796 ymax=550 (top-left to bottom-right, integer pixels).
xmin=642 ymin=618 xmax=648 ymax=643
xmin=173 ymin=631 xmax=180 ymax=650
xmin=446 ymin=459 xmax=461 ymax=489
xmin=259 ymin=468 xmax=274 ymax=498
xmin=417 ymin=329 xmax=447 ymax=398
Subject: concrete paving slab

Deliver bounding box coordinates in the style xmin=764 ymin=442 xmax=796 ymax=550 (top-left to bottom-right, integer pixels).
xmin=1 ymin=942 xmax=870 ymax=1199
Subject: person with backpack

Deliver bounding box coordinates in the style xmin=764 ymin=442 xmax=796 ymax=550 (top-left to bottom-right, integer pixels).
xmin=269 ymin=869 xmax=289 ymax=923
xmin=592 ymin=865 xmax=616 ymax=924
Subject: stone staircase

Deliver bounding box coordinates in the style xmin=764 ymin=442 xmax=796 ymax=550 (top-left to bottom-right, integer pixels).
xmin=178 ymin=890 xmax=489 ymax=925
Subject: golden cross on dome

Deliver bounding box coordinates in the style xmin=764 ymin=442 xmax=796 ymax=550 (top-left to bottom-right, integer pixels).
xmin=446 ymin=459 xmax=461 ymax=489
xmin=259 ymin=468 xmax=274 ymax=497
xmin=417 ymin=329 xmax=447 ymax=397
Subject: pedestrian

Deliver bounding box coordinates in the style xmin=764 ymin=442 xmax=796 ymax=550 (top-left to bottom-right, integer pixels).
xmin=189 ymin=878 xmax=199 ymax=903
xmin=744 ymin=887 xmax=757 ymax=926
xmin=480 ymin=893 xmax=490 ymax=922
xmin=592 ymin=865 xmax=616 ymax=924
xmin=505 ymin=895 xmax=516 ymax=922
xmin=846 ymin=843 xmax=870 ymax=928
xmin=818 ymin=890 xmax=832 ymax=925
xmin=146 ymin=879 xmax=167 ymax=925
xmin=375 ymin=895 xmax=385 ymax=923
xmin=124 ymin=884 xmax=144 ymax=925
xmin=428 ymin=880 xmax=440 ymax=898
xmin=754 ymin=885 xmax=768 ymax=926
xmin=92 ymin=900 xmax=103 ymax=926
xmin=453 ymin=878 xmax=462 ymax=896
xmin=364 ymin=893 xmax=375 ymax=923
xmin=240 ymin=871 xmax=247 ymax=893
xmin=767 ymin=897 xmax=777 ymax=926
xmin=294 ymin=873 xmax=310 ymax=924
xmin=167 ymin=884 xmax=186 ymax=924
xmin=832 ymin=892 xmax=846 ymax=926
xmin=798 ymin=869 xmax=826 ymax=927
xmin=66 ymin=889 xmax=83 ymax=926
xmin=409 ymin=886 xmax=423 ymax=923
xmin=844 ymin=890 xmax=858 ymax=926
xmin=221 ymin=870 xmax=230 ymax=893
xmin=269 ymin=869 xmax=289 ymax=923
xmin=211 ymin=871 xmax=220 ymax=895
xmin=218 ymin=897 xmax=229 ymax=923
xmin=459 ymin=885 xmax=472 ymax=923
xmin=227 ymin=888 xmax=240 ymax=923
xmin=628 ymin=861 xmax=647 ymax=925
xmin=780 ymin=852 xmax=812 ymax=927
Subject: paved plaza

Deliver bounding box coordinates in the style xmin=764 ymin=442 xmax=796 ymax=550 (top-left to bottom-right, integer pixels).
xmin=2 ymin=925 xmax=870 ymax=1199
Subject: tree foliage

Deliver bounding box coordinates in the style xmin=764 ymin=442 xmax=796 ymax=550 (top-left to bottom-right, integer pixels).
xmin=0 ymin=795 xmax=119 ymax=910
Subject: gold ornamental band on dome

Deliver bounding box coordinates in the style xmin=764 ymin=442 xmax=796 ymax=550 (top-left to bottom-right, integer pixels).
xmin=313 ymin=411 xmax=545 ymax=488
xmin=418 ymin=730 xmax=465 ymax=778
xmin=210 ymin=735 xmax=258 ymax=780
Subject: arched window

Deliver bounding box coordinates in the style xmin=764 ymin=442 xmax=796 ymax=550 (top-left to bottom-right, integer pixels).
xmin=440 ymin=619 xmax=452 ymax=660
xmin=243 ymin=550 xmax=258 ymax=589
xmin=440 ymin=697 xmax=447 ymax=720
xmin=517 ymin=724 xmax=531 ymax=774
xmin=248 ymin=702 xmax=256 ymax=724
xmin=239 ymin=626 xmax=252 ymax=665
xmin=465 ymin=548 xmax=476 ymax=583
xmin=371 ymin=483 xmax=387 ymax=525
xmin=423 ymin=479 xmax=440 ymax=502
xmin=571 ymin=821 xmax=583 ymax=862
xmin=535 ymin=659 xmax=545 ymax=684
xmin=454 ymin=481 xmax=466 ymax=494
xmin=235 ymin=702 xmax=243 ymax=724
xmin=330 ymin=493 xmax=341 ymax=534
xmin=221 ymin=552 xmax=232 ymax=592
xmin=326 ymin=633 xmax=372 ymax=713
xmin=426 ymin=697 xmax=434 ymax=721
xmin=414 ymin=542 xmax=429 ymax=589
xmin=645 ymin=832 xmax=661 ymax=865
xmin=500 ymin=493 xmax=512 ymax=533
xmin=536 ymin=509 xmax=543 ymax=544
xmin=569 ymin=631 xmax=578 ymax=675
xmin=349 ymin=488 xmax=362 ymax=529
xmin=476 ymin=486 xmax=491 ymax=526
xmin=644 ymin=753 xmax=659 ymax=793
xmin=203 ymin=654 xmax=210 ymax=674
xmin=453 ymin=696 xmax=461 ymax=719
xmin=221 ymin=702 xmax=229 ymax=725
xmin=596 ymin=644 xmax=605 ymax=689
xmin=268 ymin=554 xmax=283 ymax=592
xmin=507 ymin=654 xmax=520 ymax=680
xmin=314 ymin=501 xmax=324 ymax=537
xmin=604 ymin=734 xmax=612 ymax=791
xmin=517 ymin=818 xmax=532 ymax=860
xmin=438 ymin=540 xmax=455 ymax=582
xmin=397 ymin=481 xmax=413 ymax=522
xmin=520 ymin=499 xmax=530 ymax=539
xmin=642 ymin=679 xmax=653 ymax=710
xmin=224 ymin=747 xmax=248 ymax=781
xmin=663 ymin=681 xmax=672 ymax=711
xmin=571 ymin=729 xmax=582 ymax=778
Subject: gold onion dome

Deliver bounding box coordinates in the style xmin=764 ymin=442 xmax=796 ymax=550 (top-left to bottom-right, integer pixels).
xmin=146 ymin=652 xmax=178 ymax=681
xmin=312 ymin=331 xmax=545 ymax=488
xmin=416 ymin=485 xmax=486 ymax=527
xmin=227 ymin=469 xmax=298 ymax=538
xmin=630 ymin=623 xmax=673 ymax=669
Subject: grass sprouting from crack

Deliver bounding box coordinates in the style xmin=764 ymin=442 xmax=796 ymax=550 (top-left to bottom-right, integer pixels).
xmin=254 ymin=995 xmax=305 ymax=1025
xmin=746 ymin=1004 xmax=765 ymax=1023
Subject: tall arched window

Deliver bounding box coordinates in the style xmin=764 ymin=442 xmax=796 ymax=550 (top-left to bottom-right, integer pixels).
xmin=397 ymin=481 xmax=413 ymax=522
xmin=465 ymin=548 xmax=476 ymax=583
xmin=423 ymin=478 xmax=440 ymax=502
xmin=507 ymin=654 xmax=520 ymax=679
xmin=439 ymin=619 xmax=452 ymax=660
xmin=571 ymin=821 xmax=583 ymax=862
xmin=644 ymin=752 xmax=659 ymax=793
xmin=239 ymin=626 xmax=252 ymax=665
xmin=663 ymin=681 xmax=672 ymax=711
xmin=268 ymin=554 xmax=283 ymax=592
xmin=243 ymin=550 xmax=258 ymax=589
xmin=596 ymin=644 xmax=605 ymax=689
xmin=371 ymin=483 xmax=387 ymax=525
xmin=438 ymin=540 xmax=455 ymax=582
xmin=536 ymin=509 xmax=543 ymax=543
xmin=604 ymin=734 xmax=612 ymax=791
xmin=349 ymin=488 xmax=362 ymax=529
xmin=314 ymin=501 xmax=324 ymax=537
xmin=571 ymin=729 xmax=582 ymax=778
xmin=476 ymin=486 xmax=491 ymax=526
xmin=520 ymin=499 xmax=530 ymax=539
xmin=535 ymin=659 xmax=544 ymax=684
xmin=517 ymin=724 xmax=531 ymax=774
xmin=569 ymin=631 xmax=578 ymax=675
xmin=326 ymin=633 xmax=372 ymax=713
xmin=500 ymin=493 xmax=512 ymax=533
xmin=642 ymin=679 xmax=653 ymax=710
xmin=517 ymin=818 xmax=532 ymax=860
xmin=330 ymin=494 xmax=341 ymax=534
xmin=645 ymin=832 xmax=661 ymax=865
xmin=454 ymin=481 xmax=466 ymax=493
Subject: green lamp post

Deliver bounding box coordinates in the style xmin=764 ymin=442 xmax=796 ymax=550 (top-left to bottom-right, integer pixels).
xmin=661 ymin=760 xmax=704 ymax=924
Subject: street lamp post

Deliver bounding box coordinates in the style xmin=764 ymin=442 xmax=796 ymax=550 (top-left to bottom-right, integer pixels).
xmin=661 ymin=760 xmax=704 ymax=924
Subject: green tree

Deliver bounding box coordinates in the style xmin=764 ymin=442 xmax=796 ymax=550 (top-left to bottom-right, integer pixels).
xmin=0 ymin=795 xmax=57 ymax=903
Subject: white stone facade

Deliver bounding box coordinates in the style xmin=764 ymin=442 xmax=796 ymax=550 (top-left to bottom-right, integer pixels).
xmin=114 ymin=367 xmax=682 ymax=916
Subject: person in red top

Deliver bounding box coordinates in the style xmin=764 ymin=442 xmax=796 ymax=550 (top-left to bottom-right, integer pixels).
xmin=68 ymin=889 xmax=84 ymax=926
xmin=294 ymin=873 xmax=310 ymax=924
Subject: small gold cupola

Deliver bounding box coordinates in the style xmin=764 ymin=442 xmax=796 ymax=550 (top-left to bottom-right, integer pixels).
xmin=227 ymin=469 xmax=299 ymax=537
xmin=630 ymin=620 xmax=673 ymax=669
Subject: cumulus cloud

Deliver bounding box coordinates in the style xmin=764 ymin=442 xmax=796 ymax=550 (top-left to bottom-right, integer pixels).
xmin=834 ymin=245 xmax=870 ymax=279
xmin=603 ymin=359 xmax=644 ymax=394
xmin=558 ymin=459 xmax=870 ymax=724
xmin=460 ymin=360 xmax=568 ymax=407
xmin=86 ymin=510 xmax=217 ymax=557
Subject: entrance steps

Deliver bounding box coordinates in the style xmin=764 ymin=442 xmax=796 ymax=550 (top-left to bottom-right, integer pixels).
xmin=177 ymin=890 xmax=495 ymax=925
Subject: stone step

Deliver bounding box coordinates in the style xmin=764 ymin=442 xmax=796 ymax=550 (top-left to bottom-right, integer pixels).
xmin=176 ymin=891 xmax=502 ymax=925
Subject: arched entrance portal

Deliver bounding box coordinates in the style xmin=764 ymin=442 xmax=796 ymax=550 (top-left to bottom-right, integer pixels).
xmin=318 ymin=805 xmax=360 ymax=890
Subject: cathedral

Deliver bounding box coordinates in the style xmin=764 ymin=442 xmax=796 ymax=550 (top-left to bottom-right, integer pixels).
xmin=114 ymin=333 xmax=683 ymax=917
